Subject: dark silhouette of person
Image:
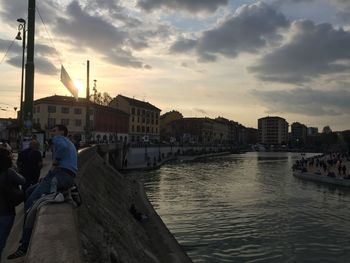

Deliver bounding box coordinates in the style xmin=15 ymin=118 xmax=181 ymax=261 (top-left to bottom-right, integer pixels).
xmin=8 ymin=125 xmax=77 ymax=260
xmin=0 ymin=148 xmax=25 ymax=260
xmin=17 ymin=140 xmax=43 ymax=193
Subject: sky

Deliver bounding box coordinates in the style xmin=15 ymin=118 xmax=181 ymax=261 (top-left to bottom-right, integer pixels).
xmin=0 ymin=0 xmax=350 ymax=131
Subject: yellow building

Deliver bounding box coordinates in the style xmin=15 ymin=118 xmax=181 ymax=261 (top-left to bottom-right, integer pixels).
xmin=109 ymin=95 xmax=161 ymax=142
xmin=33 ymin=96 xmax=91 ymax=140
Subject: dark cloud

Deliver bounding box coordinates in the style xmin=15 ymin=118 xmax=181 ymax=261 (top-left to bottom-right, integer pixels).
xmin=137 ymin=0 xmax=228 ymax=13
xmin=249 ymin=20 xmax=350 ymax=83
xmin=0 ymin=39 xmax=21 ymax=55
xmin=0 ymin=0 xmax=27 ymax=23
xmin=252 ymin=87 xmax=350 ymax=116
xmin=7 ymin=55 xmax=58 ymax=75
xmin=170 ymin=2 xmax=289 ymax=61
xmin=54 ymin=1 xmax=146 ymax=68
xmin=0 ymin=37 xmax=57 ymax=75
xmin=0 ymin=0 xmax=58 ymax=25
xmin=85 ymin=0 xmax=143 ymax=28
xmin=170 ymin=38 xmax=197 ymax=53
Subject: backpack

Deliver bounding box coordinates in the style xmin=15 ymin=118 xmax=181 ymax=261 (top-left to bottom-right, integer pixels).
xmin=5 ymin=172 xmax=25 ymax=207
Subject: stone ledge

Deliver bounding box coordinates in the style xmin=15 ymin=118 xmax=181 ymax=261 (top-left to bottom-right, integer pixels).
xmin=26 ymin=203 xmax=83 ymax=263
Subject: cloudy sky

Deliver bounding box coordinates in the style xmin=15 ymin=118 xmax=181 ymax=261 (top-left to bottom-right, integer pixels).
xmin=0 ymin=0 xmax=350 ymax=130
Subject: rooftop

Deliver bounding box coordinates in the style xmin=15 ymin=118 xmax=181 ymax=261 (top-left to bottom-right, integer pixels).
xmin=116 ymin=95 xmax=161 ymax=112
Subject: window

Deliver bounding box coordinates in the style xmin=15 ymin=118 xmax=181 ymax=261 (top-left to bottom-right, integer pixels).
xmin=156 ymin=119 xmax=158 ymax=125
xmin=48 ymin=118 xmax=56 ymax=128
xmin=137 ymin=117 xmax=140 ymax=123
xmin=142 ymin=126 xmax=145 ymax=132
xmin=152 ymin=127 xmax=154 ymax=133
xmin=142 ymin=118 xmax=145 ymax=123
xmin=48 ymin=105 xmax=56 ymax=113
xmin=61 ymin=107 xmax=70 ymax=114
xmin=37 ymin=106 xmax=40 ymax=113
xmin=132 ymin=125 xmax=134 ymax=132
xmin=142 ymin=110 xmax=145 ymax=115
xmin=137 ymin=109 xmax=140 ymax=116
xmin=146 ymin=127 xmax=149 ymax=133
xmin=131 ymin=108 xmax=135 ymax=115
xmin=137 ymin=126 xmax=140 ymax=132
xmin=74 ymin=108 xmax=82 ymax=114
xmin=61 ymin=119 xmax=70 ymax=126
xmin=132 ymin=116 xmax=135 ymax=122
xmin=75 ymin=119 xmax=82 ymax=127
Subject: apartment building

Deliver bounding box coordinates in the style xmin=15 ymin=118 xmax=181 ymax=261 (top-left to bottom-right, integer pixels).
xmin=291 ymin=122 xmax=307 ymax=145
xmin=109 ymin=95 xmax=161 ymax=143
xmin=169 ymin=117 xmax=229 ymax=144
xmin=258 ymin=116 xmax=288 ymax=145
xmin=33 ymin=95 xmax=129 ymax=142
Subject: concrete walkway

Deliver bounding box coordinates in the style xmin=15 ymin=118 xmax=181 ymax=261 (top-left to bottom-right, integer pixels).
xmin=1 ymin=152 xmax=52 ymax=263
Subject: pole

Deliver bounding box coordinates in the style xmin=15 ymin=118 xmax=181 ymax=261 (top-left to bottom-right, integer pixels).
xmin=23 ymin=0 xmax=35 ymax=135
xmin=20 ymin=21 xmax=26 ymax=122
xmin=85 ymin=60 xmax=90 ymax=143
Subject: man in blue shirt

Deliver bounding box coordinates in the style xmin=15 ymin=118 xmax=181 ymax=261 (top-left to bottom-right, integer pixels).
xmin=7 ymin=125 xmax=78 ymax=259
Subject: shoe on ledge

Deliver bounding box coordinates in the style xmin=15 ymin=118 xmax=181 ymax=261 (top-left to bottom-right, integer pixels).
xmin=7 ymin=246 xmax=27 ymax=260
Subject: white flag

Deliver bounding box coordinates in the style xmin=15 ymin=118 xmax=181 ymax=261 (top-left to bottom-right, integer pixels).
xmin=60 ymin=65 xmax=78 ymax=99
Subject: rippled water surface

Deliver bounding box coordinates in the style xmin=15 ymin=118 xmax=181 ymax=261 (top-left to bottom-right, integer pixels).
xmin=134 ymin=152 xmax=350 ymax=262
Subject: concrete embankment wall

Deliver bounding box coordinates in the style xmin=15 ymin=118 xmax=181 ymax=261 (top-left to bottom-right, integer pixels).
xmin=125 ymin=145 xmax=230 ymax=169
xmin=27 ymin=146 xmax=192 ymax=263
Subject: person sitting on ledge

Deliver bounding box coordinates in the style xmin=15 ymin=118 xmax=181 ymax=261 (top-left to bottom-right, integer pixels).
xmin=7 ymin=124 xmax=78 ymax=260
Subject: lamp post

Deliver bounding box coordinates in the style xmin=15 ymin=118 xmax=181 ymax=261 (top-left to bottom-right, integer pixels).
xmin=16 ymin=18 xmax=26 ymax=123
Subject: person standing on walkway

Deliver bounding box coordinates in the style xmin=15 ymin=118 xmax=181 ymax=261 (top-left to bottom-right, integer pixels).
xmin=17 ymin=140 xmax=43 ymax=194
xmin=7 ymin=125 xmax=78 ymax=260
xmin=0 ymin=148 xmax=25 ymax=260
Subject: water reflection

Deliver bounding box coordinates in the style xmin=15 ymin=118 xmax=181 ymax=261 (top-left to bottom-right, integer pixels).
xmin=135 ymin=152 xmax=350 ymax=262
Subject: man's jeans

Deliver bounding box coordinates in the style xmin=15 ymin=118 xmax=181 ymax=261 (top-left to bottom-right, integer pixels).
xmin=0 ymin=215 xmax=15 ymax=259
xmin=21 ymin=168 xmax=75 ymax=250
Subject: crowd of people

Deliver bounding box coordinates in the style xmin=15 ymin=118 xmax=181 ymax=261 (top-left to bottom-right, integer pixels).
xmin=294 ymin=152 xmax=349 ymax=179
xmin=0 ymin=124 xmax=78 ymax=260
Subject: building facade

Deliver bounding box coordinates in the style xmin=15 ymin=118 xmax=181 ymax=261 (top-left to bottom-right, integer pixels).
xmin=307 ymin=127 xmax=319 ymax=136
xmin=160 ymin=110 xmax=183 ymax=142
xmin=291 ymin=122 xmax=307 ymax=146
xmin=33 ymin=95 xmax=129 ymax=142
xmin=109 ymin=95 xmax=161 ymax=143
xmin=170 ymin=117 xmax=229 ymax=145
xmin=258 ymin=116 xmax=288 ymax=145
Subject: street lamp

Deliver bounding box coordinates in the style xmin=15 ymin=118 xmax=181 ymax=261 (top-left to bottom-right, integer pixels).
xmin=16 ymin=18 xmax=26 ymax=123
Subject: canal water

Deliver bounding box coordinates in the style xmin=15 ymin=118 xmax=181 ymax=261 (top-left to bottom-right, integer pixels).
xmin=134 ymin=152 xmax=350 ymax=262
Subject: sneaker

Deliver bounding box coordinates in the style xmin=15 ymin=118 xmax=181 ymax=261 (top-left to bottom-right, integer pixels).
xmin=7 ymin=246 xmax=27 ymax=260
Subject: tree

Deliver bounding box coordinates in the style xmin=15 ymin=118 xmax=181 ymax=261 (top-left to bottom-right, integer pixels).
xmin=322 ymin=125 xmax=332 ymax=134
xmin=90 ymin=91 xmax=112 ymax=106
